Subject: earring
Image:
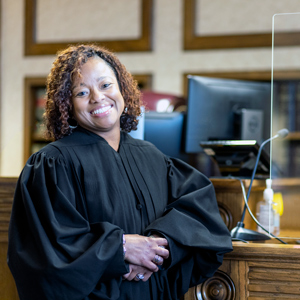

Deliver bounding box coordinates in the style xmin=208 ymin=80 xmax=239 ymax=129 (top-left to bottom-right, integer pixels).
xmin=68 ymin=118 xmax=78 ymax=129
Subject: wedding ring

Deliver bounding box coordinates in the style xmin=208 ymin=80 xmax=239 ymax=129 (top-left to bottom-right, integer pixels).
xmin=153 ymin=254 xmax=163 ymax=264
xmin=136 ymin=273 xmax=144 ymax=280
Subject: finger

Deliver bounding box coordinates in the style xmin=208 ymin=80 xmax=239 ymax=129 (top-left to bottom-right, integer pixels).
xmin=156 ymin=247 xmax=169 ymax=259
xmin=122 ymin=263 xmax=133 ymax=280
xmin=127 ymin=272 xmax=138 ymax=281
xmin=144 ymin=261 xmax=159 ymax=272
xmin=151 ymin=237 xmax=169 ymax=247
xmin=152 ymin=254 xmax=164 ymax=265
xmin=134 ymin=273 xmax=145 ymax=281
xmin=142 ymin=272 xmax=153 ymax=282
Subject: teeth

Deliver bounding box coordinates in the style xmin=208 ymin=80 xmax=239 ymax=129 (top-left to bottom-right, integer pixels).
xmin=91 ymin=106 xmax=111 ymax=115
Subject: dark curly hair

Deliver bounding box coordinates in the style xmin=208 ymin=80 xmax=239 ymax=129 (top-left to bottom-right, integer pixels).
xmin=44 ymin=44 xmax=142 ymax=140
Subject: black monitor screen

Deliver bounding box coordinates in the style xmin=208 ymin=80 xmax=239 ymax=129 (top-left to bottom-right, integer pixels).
xmin=144 ymin=111 xmax=188 ymax=161
xmin=185 ymin=76 xmax=271 ymax=153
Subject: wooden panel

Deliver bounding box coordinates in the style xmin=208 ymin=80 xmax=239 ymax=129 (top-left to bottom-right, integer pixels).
xmin=132 ymin=74 xmax=153 ymax=90
xmin=271 ymin=178 xmax=300 ymax=231
xmin=25 ymin=0 xmax=153 ymax=55
xmin=4 ymin=177 xmax=300 ymax=299
xmin=212 ymin=178 xmax=265 ymax=231
xmin=184 ymin=178 xmax=300 ymax=299
xmin=0 ymin=242 xmax=19 ymax=300
xmin=0 ymin=178 xmax=18 ymax=299
xmin=24 ymin=77 xmax=48 ymax=163
xmin=0 ymin=178 xmax=17 ymax=243
xmin=183 ymin=0 xmax=300 ymax=50
xmin=185 ymin=242 xmax=300 ymax=300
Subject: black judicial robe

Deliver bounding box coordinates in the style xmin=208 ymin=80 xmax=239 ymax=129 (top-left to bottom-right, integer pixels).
xmin=8 ymin=127 xmax=232 ymax=300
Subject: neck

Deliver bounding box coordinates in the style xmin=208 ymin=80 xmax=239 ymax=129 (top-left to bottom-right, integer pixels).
xmin=100 ymin=130 xmax=121 ymax=152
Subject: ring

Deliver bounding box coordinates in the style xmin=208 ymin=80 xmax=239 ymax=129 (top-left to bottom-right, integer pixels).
xmin=136 ymin=273 xmax=144 ymax=280
xmin=153 ymin=254 xmax=163 ymax=264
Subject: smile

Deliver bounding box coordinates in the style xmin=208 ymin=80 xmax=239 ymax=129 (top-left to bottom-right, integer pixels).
xmin=91 ymin=105 xmax=112 ymax=115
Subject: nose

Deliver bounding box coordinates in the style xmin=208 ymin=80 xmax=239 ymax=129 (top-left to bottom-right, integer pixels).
xmin=90 ymin=88 xmax=104 ymax=103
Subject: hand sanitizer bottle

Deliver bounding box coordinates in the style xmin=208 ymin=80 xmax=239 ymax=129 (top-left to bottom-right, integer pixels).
xmin=273 ymin=192 xmax=283 ymax=236
xmin=256 ymin=179 xmax=275 ymax=234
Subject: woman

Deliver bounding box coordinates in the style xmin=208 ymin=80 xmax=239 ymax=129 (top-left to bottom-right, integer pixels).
xmin=8 ymin=44 xmax=232 ymax=300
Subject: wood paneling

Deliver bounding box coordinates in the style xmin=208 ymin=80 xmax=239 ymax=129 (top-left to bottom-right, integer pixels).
xmin=0 ymin=178 xmax=17 ymax=243
xmin=185 ymin=178 xmax=300 ymax=300
xmin=185 ymin=242 xmax=300 ymax=300
xmin=3 ymin=177 xmax=300 ymax=299
xmin=183 ymin=0 xmax=300 ymax=50
xmin=25 ymin=0 xmax=153 ymax=55
xmin=212 ymin=178 xmax=300 ymax=235
xmin=0 ymin=242 xmax=19 ymax=300
xmin=211 ymin=178 xmax=266 ymax=231
xmin=0 ymin=178 xmax=18 ymax=299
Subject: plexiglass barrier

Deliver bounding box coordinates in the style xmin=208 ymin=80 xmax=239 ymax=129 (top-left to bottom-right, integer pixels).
xmin=269 ymin=12 xmax=300 ymax=243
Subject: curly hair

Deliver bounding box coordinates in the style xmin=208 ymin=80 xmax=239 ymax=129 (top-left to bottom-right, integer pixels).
xmin=44 ymin=44 xmax=142 ymax=140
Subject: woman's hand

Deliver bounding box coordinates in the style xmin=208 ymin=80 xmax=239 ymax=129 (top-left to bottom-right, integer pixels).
xmin=122 ymin=264 xmax=153 ymax=282
xmin=124 ymin=234 xmax=169 ymax=272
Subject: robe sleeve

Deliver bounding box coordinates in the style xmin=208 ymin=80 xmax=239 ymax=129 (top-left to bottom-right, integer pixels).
xmin=144 ymin=156 xmax=233 ymax=295
xmin=7 ymin=150 xmax=128 ymax=300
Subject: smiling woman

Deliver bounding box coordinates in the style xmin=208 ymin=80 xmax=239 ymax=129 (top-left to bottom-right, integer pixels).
xmin=71 ymin=57 xmax=125 ymax=151
xmin=7 ymin=44 xmax=232 ymax=300
xmin=44 ymin=44 xmax=142 ymax=142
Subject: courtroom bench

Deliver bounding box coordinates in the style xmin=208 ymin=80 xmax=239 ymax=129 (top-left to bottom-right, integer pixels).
xmin=2 ymin=177 xmax=300 ymax=300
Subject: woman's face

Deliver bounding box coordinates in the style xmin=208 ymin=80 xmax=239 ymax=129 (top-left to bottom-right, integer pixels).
xmin=71 ymin=56 xmax=125 ymax=138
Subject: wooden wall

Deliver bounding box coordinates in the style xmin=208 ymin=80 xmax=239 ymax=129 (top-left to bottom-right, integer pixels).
xmin=0 ymin=178 xmax=18 ymax=300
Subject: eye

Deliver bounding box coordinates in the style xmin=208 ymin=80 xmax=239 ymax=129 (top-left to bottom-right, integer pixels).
xmin=75 ymin=90 xmax=88 ymax=97
xmin=102 ymin=83 xmax=112 ymax=89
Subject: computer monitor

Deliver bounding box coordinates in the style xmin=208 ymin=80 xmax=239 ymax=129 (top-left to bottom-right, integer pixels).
xmin=185 ymin=76 xmax=271 ymax=153
xmin=128 ymin=110 xmax=187 ymax=160
xmin=143 ymin=111 xmax=188 ymax=161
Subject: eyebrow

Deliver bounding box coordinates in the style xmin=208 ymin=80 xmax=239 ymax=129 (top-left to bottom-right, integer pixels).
xmin=72 ymin=82 xmax=86 ymax=91
xmin=71 ymin=76 xmax=113 ymax=90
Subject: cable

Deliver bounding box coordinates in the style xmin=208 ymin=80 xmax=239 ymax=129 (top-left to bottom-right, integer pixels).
xmin=238 ymin=178 xmax=287 ymax=244
xmin=238 ymin=129 xmax=289 ymax=226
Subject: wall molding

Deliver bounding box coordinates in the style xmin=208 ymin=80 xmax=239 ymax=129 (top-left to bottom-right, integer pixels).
xmin=25 ymin=0 xmax=153 ymax=55
xmin=183 ymin=0 xmax=300 ymax=50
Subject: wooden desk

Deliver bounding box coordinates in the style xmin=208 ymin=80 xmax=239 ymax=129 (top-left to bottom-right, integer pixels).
xmin=184 ymin=178 xmax=300 ymax=300
xmin=1 ymin=177 xmax=300 ymax=300
xmin=184 ymin=241 xmax=300 ymax=300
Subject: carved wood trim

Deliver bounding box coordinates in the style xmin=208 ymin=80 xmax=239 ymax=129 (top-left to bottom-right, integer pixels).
xmin=218 ymin=202 xmax=233 ymax=230
xmin=195 ymin=270 xmax=236 ymax=300
xmin=25 ymin=0 xmax=153 ymax=55
xmin=183 ymin=0 xmax=300 ymax=50
xmin=227 ymin=242 xmax=300 ymax=261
